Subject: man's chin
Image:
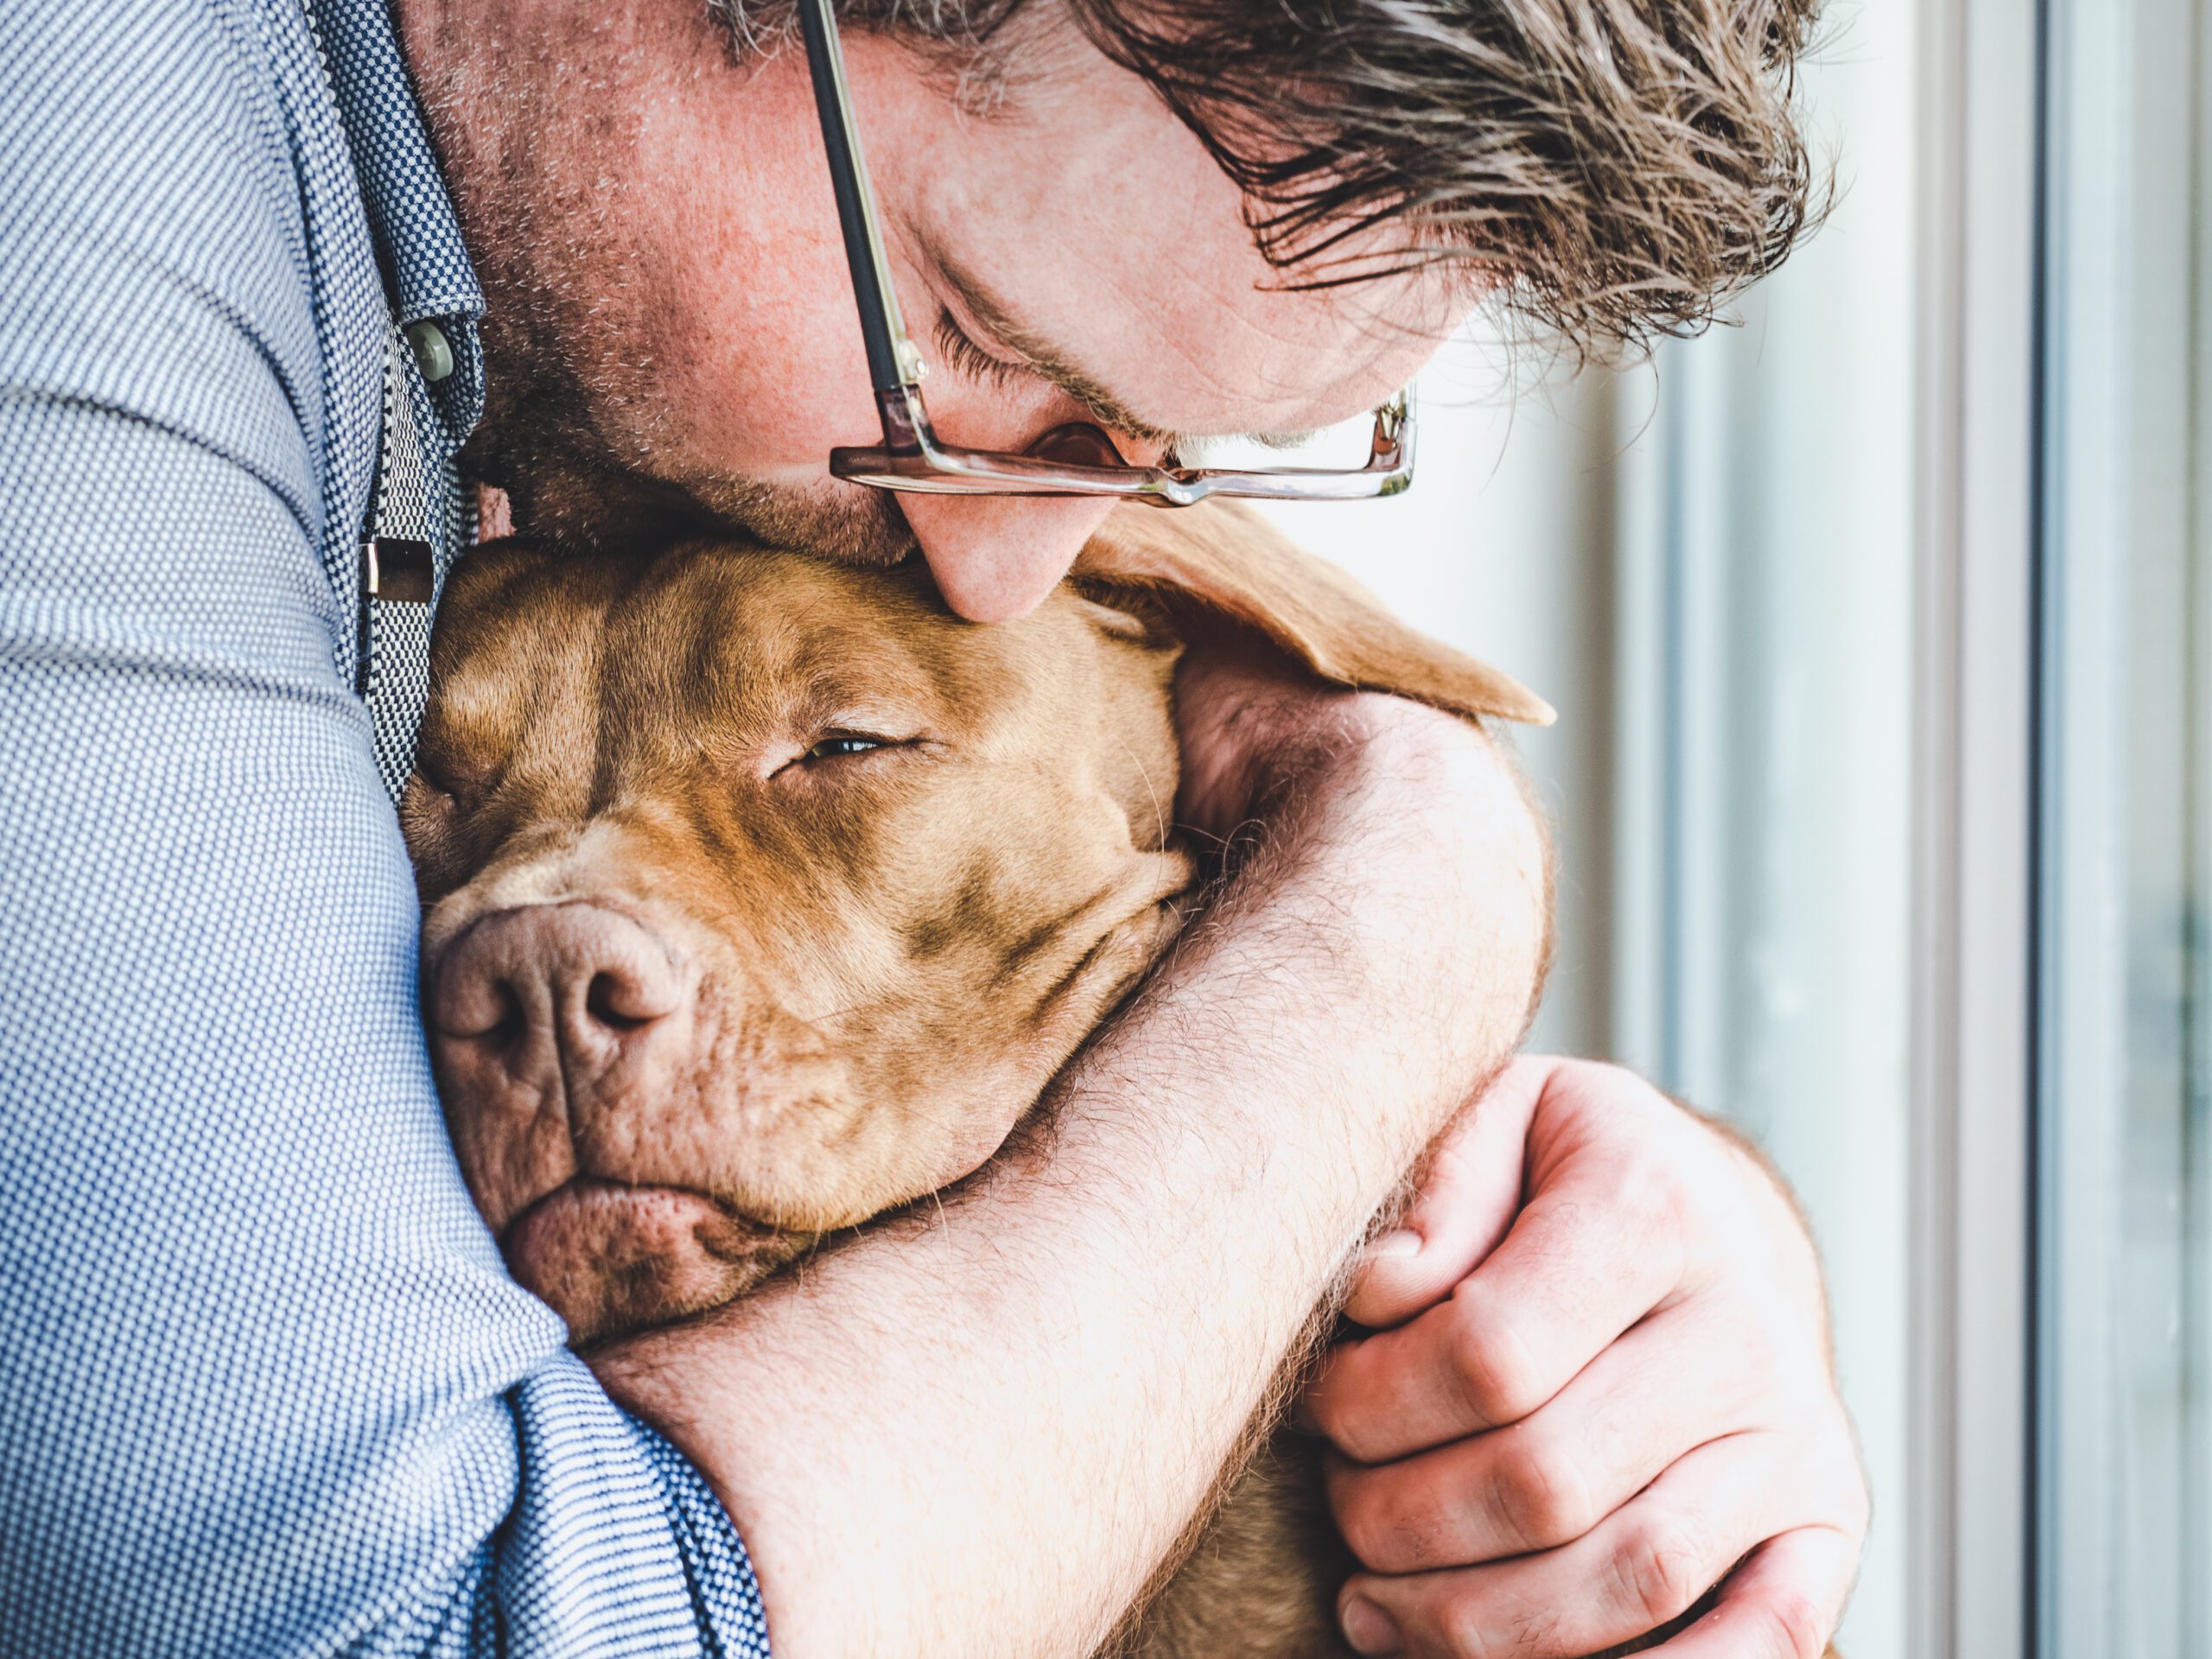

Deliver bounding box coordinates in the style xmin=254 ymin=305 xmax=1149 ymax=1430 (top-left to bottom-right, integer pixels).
xmin=500 ymin=1177 xmax=809 ymax=1347
xmin=702 ymin=474 xmax=919 ymax=569
xmin=493 ymin=448 xmax=919 ymax=570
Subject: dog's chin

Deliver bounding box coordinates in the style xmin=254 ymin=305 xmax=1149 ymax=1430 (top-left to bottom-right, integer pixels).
xmin=501 ymin=1178 xmax=807 ymax=1347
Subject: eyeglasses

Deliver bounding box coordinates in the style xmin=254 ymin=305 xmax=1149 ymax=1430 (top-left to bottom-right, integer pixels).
xmin=793 ymin=0 xmax=1417 ymax=506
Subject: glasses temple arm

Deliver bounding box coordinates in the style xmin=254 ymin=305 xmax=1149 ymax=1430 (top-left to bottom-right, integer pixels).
xmin=798 ymin=0 xmax=920 ymax=394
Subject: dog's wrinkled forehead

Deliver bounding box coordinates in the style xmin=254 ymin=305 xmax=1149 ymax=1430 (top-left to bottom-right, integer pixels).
xmin=413 ymin=504 xmax=1552 ymax=831
xmin=611 ymin=556 xmax=1003 ymax=729
xmin=405 ymin=538 xmax=1175 ymax=899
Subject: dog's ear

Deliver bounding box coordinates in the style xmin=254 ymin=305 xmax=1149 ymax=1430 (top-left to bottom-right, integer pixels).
xmin=1071 ymin=501 xmax=1554 ymax=727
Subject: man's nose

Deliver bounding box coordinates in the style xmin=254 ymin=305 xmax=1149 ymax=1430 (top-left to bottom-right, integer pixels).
xmin=899 ymin=489 xmax=1123 ymax=623
xmin=429 ymin=905 xmax=696 ymax=1217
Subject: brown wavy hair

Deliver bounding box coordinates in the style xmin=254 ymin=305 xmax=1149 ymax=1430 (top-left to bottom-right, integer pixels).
xmin=713 ymin=0 xmax=1827 ymax=358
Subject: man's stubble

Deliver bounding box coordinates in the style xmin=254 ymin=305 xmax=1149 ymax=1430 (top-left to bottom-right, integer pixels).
xmin=419 ymin=37 xmax=920 ymax=572
xmin=461 ymin=263 xmax=919 ymax=569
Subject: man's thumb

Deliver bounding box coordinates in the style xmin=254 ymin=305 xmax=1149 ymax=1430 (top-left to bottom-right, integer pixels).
xmin=1341 ymin=1054 xmax=1558 ymax=1328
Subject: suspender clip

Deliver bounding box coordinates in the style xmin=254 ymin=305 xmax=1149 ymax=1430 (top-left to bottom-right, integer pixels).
xmin=363 ymin=537 xmax=435 ymax=603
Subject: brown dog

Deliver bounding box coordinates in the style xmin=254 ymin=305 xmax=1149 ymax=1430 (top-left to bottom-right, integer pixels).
xmin=403 ymin=503 xmax=1727 ymax=1659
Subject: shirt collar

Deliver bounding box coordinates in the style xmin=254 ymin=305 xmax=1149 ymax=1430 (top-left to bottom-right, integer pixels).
xmin=315 ymin=0 xmax=487 ymax=442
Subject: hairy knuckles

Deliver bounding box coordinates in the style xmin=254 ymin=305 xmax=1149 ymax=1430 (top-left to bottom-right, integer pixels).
xmin=1306 ymin=1355 xmax=1386 ymax=1466
xmin=1611 ymin=1511 xmax=1719 ymax=1630
xmin=1431 ymin=1591 xmax=1510 ymax=1659
xmin=1751 ymin=1586 xmax=1833 ymax=1659
xmin=1447 ymin=1292 xmax=1549 ymax=1427
xmin=1490 ymin=1423 xmax=1598 ymax=1551
xmin=1334 ymin=1459 xmax=1469 ymax=1576
xmin=1330 ymin=1465 xmax=1409 ymax=1573
xmin=1343 ymin=1381 xmax=1414 ymax=1469
xmin=1428 ymin=1588 xmax=1580 ymax=1659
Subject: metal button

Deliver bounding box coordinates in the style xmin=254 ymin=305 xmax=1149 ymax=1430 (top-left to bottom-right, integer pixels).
xmin=405 ymin=320 xmax=454 ymax=385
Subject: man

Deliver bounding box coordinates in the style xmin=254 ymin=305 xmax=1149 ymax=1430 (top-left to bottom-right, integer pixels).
xmin=0 ymin=0 xmax=1866 ymax=1654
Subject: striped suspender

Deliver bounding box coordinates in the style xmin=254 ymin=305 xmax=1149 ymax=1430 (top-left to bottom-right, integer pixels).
xmin=359 ymin=316 xmax=453 ymax=804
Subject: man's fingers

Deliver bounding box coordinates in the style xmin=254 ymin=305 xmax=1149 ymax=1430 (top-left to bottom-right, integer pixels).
xmin=1325 ymin=1301 xmax=1762 ymax=1570
xmin=1641 ymin=1527 xmax=1857 ymax=1658
xmin=1335 ymin=1431 xmax=1803 ymax=1659
xmin=1308 ymin=1166 xmax=1685 ymax=1463
xmin=1343 ymin=1056 xmax=1554 ymax=1331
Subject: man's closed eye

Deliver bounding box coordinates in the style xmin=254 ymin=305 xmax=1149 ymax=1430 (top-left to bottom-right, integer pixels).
xmin=932 ymin=308 xmax=1027 ymax=393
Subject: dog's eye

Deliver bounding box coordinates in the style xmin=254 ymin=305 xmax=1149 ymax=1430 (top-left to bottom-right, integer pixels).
xmin=772 ymin=729 xmax=925 ymax=778
xmin=804 ymin=734 xmax=887 ymax=761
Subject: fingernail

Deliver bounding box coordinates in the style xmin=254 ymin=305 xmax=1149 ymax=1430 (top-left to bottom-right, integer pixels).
xmin=1365 ymin=1229 xmax=1422 ymax=1260
xmin=1340 ymin=1597 xmax=1402 ymax=1656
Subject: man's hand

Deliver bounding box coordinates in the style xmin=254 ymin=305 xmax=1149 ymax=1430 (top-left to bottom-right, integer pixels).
xmin=1306 ymin=1058 xmax=1867 ymax=1659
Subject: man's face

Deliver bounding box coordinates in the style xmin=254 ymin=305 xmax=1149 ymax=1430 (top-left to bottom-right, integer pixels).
xmin=402 ymin=0 xmax=1460 ymax=620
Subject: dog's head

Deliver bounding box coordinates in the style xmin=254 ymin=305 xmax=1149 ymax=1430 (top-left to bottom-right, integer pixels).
xmin=405 ymin=503 xmax=1547 ymax=1344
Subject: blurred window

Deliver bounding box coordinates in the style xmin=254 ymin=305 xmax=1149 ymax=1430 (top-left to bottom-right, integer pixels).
xmin=2035 ymin=0 xmax=2212 ymax=1646
xmin=1259 ymin=0 xmax=2212 ymax=1648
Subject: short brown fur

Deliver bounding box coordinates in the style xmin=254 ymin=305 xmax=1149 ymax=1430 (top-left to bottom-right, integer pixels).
xmin=406 ymin=501 xmax=1800 ymax=1659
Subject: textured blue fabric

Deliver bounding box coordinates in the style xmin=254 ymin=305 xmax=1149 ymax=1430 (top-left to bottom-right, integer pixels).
xmin=0 ymin=1 xmax=772 ymax=1654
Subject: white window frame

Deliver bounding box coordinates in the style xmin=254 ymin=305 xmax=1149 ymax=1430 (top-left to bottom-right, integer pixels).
xmin=1909 ymin=0 xmax=2039 ymax=1647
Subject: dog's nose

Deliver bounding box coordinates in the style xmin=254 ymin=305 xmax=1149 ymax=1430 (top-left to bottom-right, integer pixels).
xmin=430 ymin=904 xmax=693 ymax=1112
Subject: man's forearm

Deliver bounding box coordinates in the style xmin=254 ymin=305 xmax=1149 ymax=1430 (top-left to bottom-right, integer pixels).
xmin=594 ymin=699 xmax=1549 ymax=1659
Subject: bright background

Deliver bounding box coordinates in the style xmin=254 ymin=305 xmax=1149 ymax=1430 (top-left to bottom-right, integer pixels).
xmin=1254 ymin=0 xmax=2212 ymax=1648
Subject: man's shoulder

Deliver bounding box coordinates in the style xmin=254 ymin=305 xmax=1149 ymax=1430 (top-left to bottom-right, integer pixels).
xmin=2 ymin=0 xmax=330 ymax=271
xmin=0 ymin=0 xmax=386 ymax=541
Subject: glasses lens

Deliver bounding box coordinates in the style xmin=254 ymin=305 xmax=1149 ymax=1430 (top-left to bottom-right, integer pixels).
xmin=1173 ymin=409 xmax=1385 ymax=474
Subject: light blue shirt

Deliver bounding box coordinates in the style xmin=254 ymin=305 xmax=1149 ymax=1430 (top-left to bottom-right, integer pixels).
xmin=0 ymin=1 xmax=770 ymax=1651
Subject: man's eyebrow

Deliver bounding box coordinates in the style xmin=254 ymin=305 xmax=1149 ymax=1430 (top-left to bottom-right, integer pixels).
xmin=927 ymin=248 xmax=1316 ymax=454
